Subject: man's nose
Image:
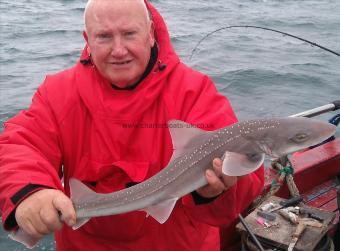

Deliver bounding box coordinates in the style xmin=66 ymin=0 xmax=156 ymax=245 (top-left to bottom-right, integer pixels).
xmin=111 ymin=38 xmax=127 ymax=57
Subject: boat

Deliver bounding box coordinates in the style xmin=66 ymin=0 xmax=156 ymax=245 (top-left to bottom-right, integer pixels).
xmin=221 ymin=101 xmax=340 ymax=250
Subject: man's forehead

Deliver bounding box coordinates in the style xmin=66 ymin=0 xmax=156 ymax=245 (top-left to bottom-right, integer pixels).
xmin=86 ymin=0 xmax=146 ymax=8
xmin=85 ymin=0 xmax=149 ymax=21
xmin=84 ymin=0 xmax=151 ymax=32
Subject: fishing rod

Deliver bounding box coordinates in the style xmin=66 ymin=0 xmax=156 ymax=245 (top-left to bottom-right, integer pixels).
xmin=290 ymin=100 xmax=340 ymax=118
xmin=189 ymin=25 xmax=340 ymax=60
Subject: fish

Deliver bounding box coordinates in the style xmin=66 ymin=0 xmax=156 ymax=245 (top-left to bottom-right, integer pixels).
xmin=70 ymin=117 xmax=336 ymax=228
xmin=10 ymin=117 xmax=336 ymax=248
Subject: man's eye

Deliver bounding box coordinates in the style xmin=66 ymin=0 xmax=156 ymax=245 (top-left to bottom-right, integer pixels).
xmin=97 ymin=34 xmax=111 ymax=39
xmin=124 ymin=31 xmax=136 ymax=37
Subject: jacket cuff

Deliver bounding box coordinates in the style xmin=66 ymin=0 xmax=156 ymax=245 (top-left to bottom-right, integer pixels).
xmin=4 ymin=184 xmax=52 ymax=230
xmin=191 ymin=190 xmax=220 ymax=205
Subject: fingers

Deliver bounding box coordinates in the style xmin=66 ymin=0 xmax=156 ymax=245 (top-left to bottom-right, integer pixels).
xmin=212 ymin=158 xmax=223 ymax=177
xmin=17 ymin=217 xmax=44 ymax=239
xmin=30 ymin=214 xmax=51 ymax=237
xmin=40 ymin=205 xmax=63 ymax=232
xmin=52 ymin=193 xmax=76 ymax=227
xmin=15 ymin=189 xmax=74 ymax=240
xmin=195 ymin=158 xmax=239 ymax=198
xmin=16 ymin=203 xmax=52 ymax=239
xmin=204 ymin=169 xmax=227 ymax=195
xmin=195 ymin=163 xmax=227 ymax=198
xmin=213 ymin=157 xmax=238 ymax=189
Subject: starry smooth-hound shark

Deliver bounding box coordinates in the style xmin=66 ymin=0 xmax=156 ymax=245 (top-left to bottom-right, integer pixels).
xmin=69 ymin=117 xmax=336 ymax=228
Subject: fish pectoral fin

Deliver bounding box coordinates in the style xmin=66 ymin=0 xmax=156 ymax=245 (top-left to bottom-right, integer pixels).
xmin=222 ymin=151 xmax=264 ymax=176
xmin=143 ymin=197 xmax=178 ymax=224
xmin=72 ymin=217 xmax=91 ymax=230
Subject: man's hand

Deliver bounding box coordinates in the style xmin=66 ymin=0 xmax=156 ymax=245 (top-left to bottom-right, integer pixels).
xmin=15 ymin=189 xmax=76 ymax=239
xmin=196 ymin=158 xmax=238 ymax=198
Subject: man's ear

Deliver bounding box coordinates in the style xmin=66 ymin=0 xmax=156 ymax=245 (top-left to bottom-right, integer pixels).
xmin=149 ymin=21 xmax=156 ymax=47
xmin=83 ymin=31 xmax=91 ymax=54
xmin=83 ymin=31 xmax=89 ymax=43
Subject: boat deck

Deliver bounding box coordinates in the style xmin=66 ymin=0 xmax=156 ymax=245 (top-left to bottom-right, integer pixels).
xmin=229 ymin=139 xmax=340 ymax=250
xmin=266 ymin=138 xmax=340 ymax=232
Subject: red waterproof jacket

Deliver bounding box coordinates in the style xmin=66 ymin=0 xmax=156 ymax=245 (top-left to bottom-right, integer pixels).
xmin=0 ymin=2 xmax=264 ymax=250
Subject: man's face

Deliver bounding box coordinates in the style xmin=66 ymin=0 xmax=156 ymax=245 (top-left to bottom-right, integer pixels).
xmin=84 ymin=0 xmax=155 ymax=88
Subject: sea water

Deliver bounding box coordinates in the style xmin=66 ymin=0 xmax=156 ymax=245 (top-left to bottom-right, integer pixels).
xmin=0 ymin=0 xmax=339 ymax=250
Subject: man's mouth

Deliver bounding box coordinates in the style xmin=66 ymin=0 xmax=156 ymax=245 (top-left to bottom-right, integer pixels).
xmin=111 ymin=60 xmax=132 ymax=65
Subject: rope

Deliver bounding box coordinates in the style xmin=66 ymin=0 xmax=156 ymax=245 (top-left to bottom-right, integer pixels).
xmin=278 ymin=166 xmax=294 ymax=176
xmin=248 ymin=156 xmax=299 ymax=213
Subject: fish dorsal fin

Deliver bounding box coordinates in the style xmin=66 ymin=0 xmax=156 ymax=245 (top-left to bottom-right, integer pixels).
xmin=143 ymin=197 xmax=178 ymax=224
xmin=167 ymin=120 xmax=211 ymax=161
xmin=222 ymin=152 xmax=265 ymax=176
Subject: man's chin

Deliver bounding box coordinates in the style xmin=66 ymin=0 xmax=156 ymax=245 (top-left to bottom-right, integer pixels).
xmin=110 ymin=79 xmax=136 ymax=89
xmin=105 ymin=72 xmax=142 ymax=89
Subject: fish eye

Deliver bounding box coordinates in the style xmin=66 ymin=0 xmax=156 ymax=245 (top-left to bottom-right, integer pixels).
xmin=290 ymin=132 xmax=309 ymax=143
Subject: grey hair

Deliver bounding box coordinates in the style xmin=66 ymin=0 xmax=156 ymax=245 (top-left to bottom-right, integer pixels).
xmin=84 ymin=0 xmax=151 ymax=33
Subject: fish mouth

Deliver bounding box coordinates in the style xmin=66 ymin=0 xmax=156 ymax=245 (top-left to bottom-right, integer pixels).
xmin=254 ymin=141 xmax=275 ymax=157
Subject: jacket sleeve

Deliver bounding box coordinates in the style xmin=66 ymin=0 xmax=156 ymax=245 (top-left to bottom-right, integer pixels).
xmin=0 ymin=82 xmax=64 ymax=230
xmin=178 ymin=73 xmax=265 ymax=226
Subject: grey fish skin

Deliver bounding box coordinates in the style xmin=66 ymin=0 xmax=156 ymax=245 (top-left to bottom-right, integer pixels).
xmin=70 ymin=117 xmax=336 ymax=222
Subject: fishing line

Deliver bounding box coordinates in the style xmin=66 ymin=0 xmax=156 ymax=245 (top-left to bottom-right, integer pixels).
xmin=189 ymin=25 xmax=340 ymax=60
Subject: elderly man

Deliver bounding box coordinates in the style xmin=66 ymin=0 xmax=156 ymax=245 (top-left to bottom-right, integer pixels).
xmin=0 ymin=0 xmax=264 ymax=250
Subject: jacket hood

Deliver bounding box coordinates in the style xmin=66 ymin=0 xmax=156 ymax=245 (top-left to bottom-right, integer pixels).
xmin=76 ymin=1 xmax=180 ymax=120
